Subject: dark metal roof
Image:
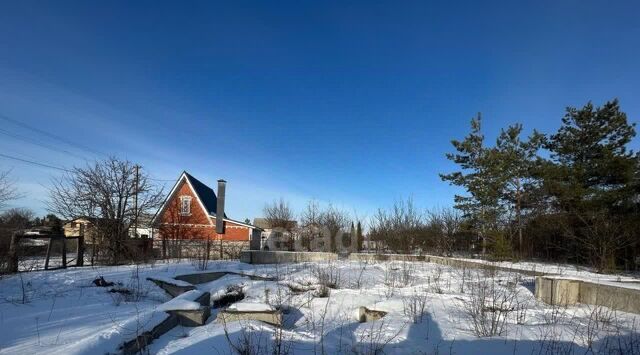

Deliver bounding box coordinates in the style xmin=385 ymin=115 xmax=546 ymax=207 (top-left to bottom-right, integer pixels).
xmin=183 ymin=171 xmax=227 ymax=218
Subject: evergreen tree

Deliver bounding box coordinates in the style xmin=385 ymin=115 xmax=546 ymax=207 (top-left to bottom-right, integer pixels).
xmin=356 ymin=221 xmax=363 ymax=251
xmin=545 ymin=99 xmax=638 ymax=212
xmin=440 ymin=114 xmax=502 ymax=254
xmin=491 ymin=124 xmax=544 ymax=256
xmin=543 ymin=99 xmax=639 ymax=271
xmin=350 ymin=221 xmax=355 ymax=250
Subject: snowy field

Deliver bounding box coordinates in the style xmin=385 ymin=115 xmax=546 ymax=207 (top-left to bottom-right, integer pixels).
xmin=0 ymin=259 xmax=639 ymax=354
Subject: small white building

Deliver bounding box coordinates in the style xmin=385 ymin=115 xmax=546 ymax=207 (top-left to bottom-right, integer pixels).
xmin=253 ymin=218 xmax=297 ymax=251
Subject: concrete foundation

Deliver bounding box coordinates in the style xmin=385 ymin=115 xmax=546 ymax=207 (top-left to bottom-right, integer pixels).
xmin=174 ymin=271 xmax=275 ymax=284
xmin=147 ymin=278 xmax=195 ymax=297
xmin=239 ymin=251 xmax=640 ymax=314
xmin=535 ymin=277 xmax=581 ymax=306
xmin=535 ymin=276 xmax=640 ymax=313
xmin=239 ymin=251 xmax=546 ymax=276
xmin=169 ymin=306 xmax=211 ymax=327
xmin=217 ymin=309 xmax=282 ymax=326
xmin=240 ymin=250 xmax=338 ymax=264
xmin=120 ymin=314 xmax=178 ymax=355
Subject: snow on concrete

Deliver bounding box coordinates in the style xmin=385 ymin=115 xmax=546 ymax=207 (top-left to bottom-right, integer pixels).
xmin=228 ymin=302 xmax=275 ymax=312
xmin=147 ymin=275 xmax=193 ymax=287
xmin=157 ymin=290 xmax=204 ymax=312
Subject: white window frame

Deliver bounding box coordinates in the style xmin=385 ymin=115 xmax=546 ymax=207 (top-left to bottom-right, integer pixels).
xmin=180 ymin=196 xmax=192 ymax=216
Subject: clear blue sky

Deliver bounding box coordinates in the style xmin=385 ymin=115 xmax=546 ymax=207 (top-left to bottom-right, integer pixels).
xmin=1 ymin=1 xmax=639 ymax=221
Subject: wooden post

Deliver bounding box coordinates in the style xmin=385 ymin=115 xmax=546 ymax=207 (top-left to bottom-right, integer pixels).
xmin=61 ymin=235 xmax=67 ymax=269
xmin=7 ymin=232 xmax=19 ymax=273
xmin=91 ymin=241 xmax=96 ymax=266
xmin=44 ymin=237 xmax=53 ymax=270
xmin=77 ymin=224 xmax=85 ymax=267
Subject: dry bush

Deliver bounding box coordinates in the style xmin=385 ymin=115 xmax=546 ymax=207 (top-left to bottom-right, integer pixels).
xmin=223 ymin=326 xmax=270 ymax=355
xmin=403 ymin=287 xmax=429 ymax=324
xmin=427 ymin=266 xmax=444 ymax=294
xmin=461 ymin=273 xmax=519 ymax=337
xmin=383 ymin=261 xmax=416 ymax=298
xmin=351 ymin=260 xmax=369 ymax=289
xmin=189 ymin=239 xmax=212 ymax=270
xmin=399 ymin=261 xmax=415 ymax=287
xmin=352 ymin=317 xmax=407 ymax=355
xmin=312 ymin=262 xmax=342 ymax=289
xmin=312 ymin=285 xmax=330 ymax=298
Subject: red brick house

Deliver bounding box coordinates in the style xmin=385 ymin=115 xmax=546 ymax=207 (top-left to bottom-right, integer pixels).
xmin=151 ymin=171 xmax=260 ymax=258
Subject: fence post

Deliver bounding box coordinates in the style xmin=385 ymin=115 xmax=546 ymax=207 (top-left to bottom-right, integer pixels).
xmin=61 ymin=235 xmax=67 ymax=269
xmin=44 ymin=237 xmax=53 ymax=270
xmin=77 ymin=224 xmax=85 ymax=267
xmin=8 ymin=232 xmax=19 ymax=273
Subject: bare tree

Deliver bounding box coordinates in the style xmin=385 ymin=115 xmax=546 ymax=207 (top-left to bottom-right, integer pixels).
xmin=299 ymin=199 xmax=321 ymax=251
xmin=0 ymin=208 xmax=35 ymax=272
xmin=264 ymin=198 xmax=297 ymax=250
xmin=319 ymin=204 xmax=350 ymax=253
xmin=0 ymin=170 xmax=21 ymax=210
xmin=157 ymin=196 xmax=197 ymax=260
xmin=565 ymin=211 xmax=634 ymax=273
xmin=426 ymin=208 xmax=463 ymax=256
xmin=264 ymin=198 xmax=296 ymax=230
xmin=47 ymin=157 xmax=164 ymax=265
xmin=369 ymin=198 xmax=424 ymax=254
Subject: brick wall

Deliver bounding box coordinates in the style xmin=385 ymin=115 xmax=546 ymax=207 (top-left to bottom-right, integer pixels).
xmin=156 ymin=179 xmax=250 ymax=242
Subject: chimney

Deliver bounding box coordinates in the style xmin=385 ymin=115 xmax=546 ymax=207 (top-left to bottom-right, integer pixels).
xmin=216 ymin=179 xmax=226 ymax=234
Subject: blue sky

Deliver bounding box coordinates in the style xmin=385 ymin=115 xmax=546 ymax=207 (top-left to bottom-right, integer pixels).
xmin=1 ymin=1 xmax=639 ymax=221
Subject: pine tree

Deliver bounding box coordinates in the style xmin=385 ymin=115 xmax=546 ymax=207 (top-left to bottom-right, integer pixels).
xmin=350 ymin=222 xmax=355 ymax=251
xmin=491 ymin=124 xmax=544 ymax=257
xmin=545 ymin=99 xmax=638 ymax=212
xmin=356 ymin=221 xmax=363 ymax=251
xmin=440 ymin=114 xmax=502 ymax=254
xmin=544 ymin=99 xmax=639 ymax=271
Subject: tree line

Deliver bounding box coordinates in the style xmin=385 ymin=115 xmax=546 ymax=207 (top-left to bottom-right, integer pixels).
xmin=1 ymin=99 xmax=637 ymax=273
xmin=438 ymin=99 xmax=639 ymax=272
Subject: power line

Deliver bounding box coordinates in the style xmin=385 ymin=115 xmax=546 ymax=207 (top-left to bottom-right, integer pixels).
xmin=148 ymin=177 xmax=175 ymax=182
xmin=0 ymin=127 xmax=91 ymax=161
xmin=0 ymin=153 xmax=72 ymax=172
xmin=0 ymin=113 xmax=178 ymax=182
xmin=0 ymin=113 xmax=108 ymax=158
xmin=0 ymin=152 xmax=177 ymax=182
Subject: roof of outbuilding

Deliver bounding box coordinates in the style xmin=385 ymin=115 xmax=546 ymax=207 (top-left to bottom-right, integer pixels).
xmin=253 ymin=217 xmax=298 ymax=230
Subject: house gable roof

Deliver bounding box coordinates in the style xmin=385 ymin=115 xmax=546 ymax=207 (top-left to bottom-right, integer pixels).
xmin=151 ymin=171 xmax=228 ymax=226
xmin=183 ymin=172 xmax=227 ymax=217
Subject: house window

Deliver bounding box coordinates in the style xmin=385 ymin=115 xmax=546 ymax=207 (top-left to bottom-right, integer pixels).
xmin=180 ymin=196 xmax=192 ymax=215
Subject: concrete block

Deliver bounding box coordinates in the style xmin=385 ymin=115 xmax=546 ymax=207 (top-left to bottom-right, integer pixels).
xmin=217 ymin=308 xmax=282 ymax=326
xmin=535 ymin=276 xmax=580 ymax=306
xmin=169 ymin=306 xmax=211 ymax=327
xmin=357 ymin=306 xmax=387 ymax=322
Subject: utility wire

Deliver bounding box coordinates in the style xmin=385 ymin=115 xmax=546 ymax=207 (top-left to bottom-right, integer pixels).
xmin=148 ymin=177 xmax=175 ymax=182
xmin=0 ymin=152 xmax=177 ymax=182
xmin=0 ymin=153 xmax=72 ymax=172
xmin=0 ymin=127 xmax=91 ymax=161
xmin=0 ymin=113 xmax=108 ymax=158
xmin=0 ymin=113 xmax=178 ymax=182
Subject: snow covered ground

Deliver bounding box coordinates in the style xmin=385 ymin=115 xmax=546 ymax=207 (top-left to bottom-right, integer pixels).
xmin=0 ymin=259 xmax=638 ymax=354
